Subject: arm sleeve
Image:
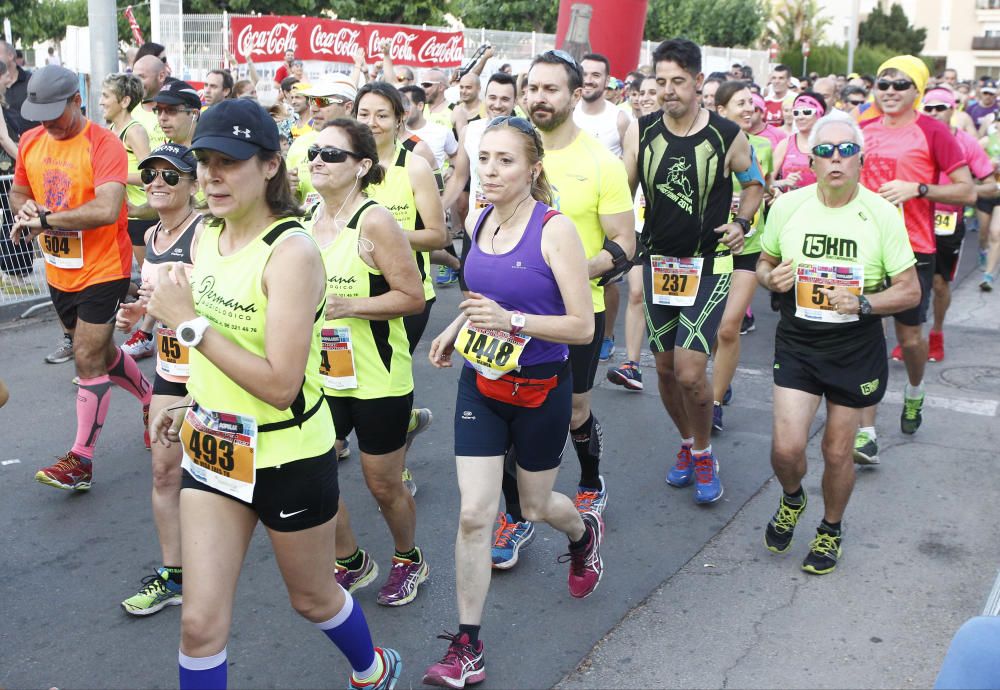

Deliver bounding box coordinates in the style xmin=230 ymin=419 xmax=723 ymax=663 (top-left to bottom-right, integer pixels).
xmin=91 ymin=129 xmax=128 ymax=188
xmin=597 ymin=155 xmax=635 ymax=215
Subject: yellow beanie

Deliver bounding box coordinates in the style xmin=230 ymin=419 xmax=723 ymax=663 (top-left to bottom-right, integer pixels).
xmin=877 ymin=55 xmax=930 ymax=109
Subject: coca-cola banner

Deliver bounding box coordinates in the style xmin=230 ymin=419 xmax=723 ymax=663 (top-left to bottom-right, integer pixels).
xmin=231 ymin=16 xmax=465 ymax=68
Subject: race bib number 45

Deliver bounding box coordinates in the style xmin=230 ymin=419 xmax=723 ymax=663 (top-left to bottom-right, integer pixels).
xmin=156 ymin=326 xmax=190 ymax=378
xmin=180 ymin=406 xmax=257 ymax=503
xmin=794 ymin=262 xmax=864 ymax=324
xmin=455 ymin=321 xmax=531 ymax=380
xmin=39 ymin=230 xmax=84 ymax=269
xmin=650 ymin=256 xmax=703 ymax=307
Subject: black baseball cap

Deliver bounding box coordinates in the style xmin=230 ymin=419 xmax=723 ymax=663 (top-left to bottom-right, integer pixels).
xmin=191 ymin=98 xmax=279 ymax=160
xmin=138 ymin=142 xmax=197 ymax=173
xmin=146 ymin=80 xmax=202 ymax=109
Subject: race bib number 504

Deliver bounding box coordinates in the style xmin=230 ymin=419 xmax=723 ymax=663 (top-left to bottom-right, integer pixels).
xmin=40 ymin=230 xmax=84 ymax=269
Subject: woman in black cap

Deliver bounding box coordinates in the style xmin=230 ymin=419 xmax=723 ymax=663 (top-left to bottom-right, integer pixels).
xmin=147 ymin=98 xmax=401 ymax=690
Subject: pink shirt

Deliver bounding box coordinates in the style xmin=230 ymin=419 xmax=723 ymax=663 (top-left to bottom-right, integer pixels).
xmin=935 ymin=128 xmax=993 ymax=215
xmin=860 ymin=113 xmax=966 ymax=255
xmin=755 ymin=124 xmax=787 ymax=151
xmin=779 ymin=135 xmax=817 ymax=189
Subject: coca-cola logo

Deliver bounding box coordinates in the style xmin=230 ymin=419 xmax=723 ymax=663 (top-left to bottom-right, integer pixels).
xmin=368 ymin=29 xmax=417 ymax=62
xmin=417 ymin=35 xmax=464 ymax=65
xmin=236 ymin=22 xmax=298 ymax=58
xmin=311 ymin=25 xmax=362 ymax=57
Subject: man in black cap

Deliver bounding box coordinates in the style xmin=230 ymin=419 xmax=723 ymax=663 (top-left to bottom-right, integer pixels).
xmin=9 ymin=65 xmax=152 ymax=492
xmin=148 ymin=80 xmax=201 ymax=146
xmin=968 ymin=80 xmax=999 ymax=131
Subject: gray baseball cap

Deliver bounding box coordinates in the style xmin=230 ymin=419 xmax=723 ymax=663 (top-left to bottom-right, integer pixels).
xmin=22 ymin=65 xmax=80 ymax=122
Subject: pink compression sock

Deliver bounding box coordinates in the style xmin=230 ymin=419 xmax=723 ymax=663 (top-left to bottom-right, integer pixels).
xmin=71 ymin=376 xmax=113 ymax=460
xmin=108 ymin=347 xmax=152 ymax=406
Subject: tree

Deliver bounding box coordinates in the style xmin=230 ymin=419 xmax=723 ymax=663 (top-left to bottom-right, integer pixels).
xmin=769 ymin=0 xmax=831 ymax=49
xmin=858 ymin=3 xmax=926 ymax=55
xmin=453 ymin=0 xmax=557 ymax=33
xmin=4 ymin=0 xmax=87 ymax=45
xmin=645 ymin=0 xmax=766 ymax=47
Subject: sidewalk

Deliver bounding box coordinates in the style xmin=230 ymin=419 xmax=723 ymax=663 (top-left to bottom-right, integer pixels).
xmin=558 ymin=268 xmax=1000 ymax=689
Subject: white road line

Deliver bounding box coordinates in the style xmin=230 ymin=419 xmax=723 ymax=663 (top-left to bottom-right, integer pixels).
xmin=883 ymin=391 xmax=998 ymax=417
xmin=2 ymin=458 xmax=21 ymax=466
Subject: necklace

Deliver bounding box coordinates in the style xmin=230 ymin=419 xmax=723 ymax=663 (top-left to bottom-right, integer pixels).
xmin=491 ymin=194 xmax=533 ymax=254
xmin=161 ymin=209 xmax=194 ymax=235
xmin=683 ymin=107 xmax=702 ymax=137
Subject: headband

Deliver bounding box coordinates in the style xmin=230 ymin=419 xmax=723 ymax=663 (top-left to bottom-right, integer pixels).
xmin=794 ymin=94 xmax=825 ymax=115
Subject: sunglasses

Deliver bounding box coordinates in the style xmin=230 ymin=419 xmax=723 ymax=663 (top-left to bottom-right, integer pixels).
xmin=312 ymin=97 xmax=347 ymax=108
xmin=140 ymin=168 xmax=193 ymax=185
xmin=923 ymin=104 xmax=950 ymax=113
xmin=876 ymin=79 xmax=914 ymax=92
xmin=487 ymin=115 xmax=538 ymax=139
xmin=792 ymin=108 xmax=816 ymax=117
xmin=152 ymin=106 xmax=193 ymax=116
xmin=420 ymin=81 xmax=435 ymax=89
xmin=848 ymin=99 xmax=866 ymax=106
xmin=545 ymin=49 xmax=579 ymax=69
xmin=307 ymin=145 xmax=361 ymax=164
xmin=811 ymin=142 xmax=862 ymax=159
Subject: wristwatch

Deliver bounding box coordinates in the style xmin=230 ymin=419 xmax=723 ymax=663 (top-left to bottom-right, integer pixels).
xmin=38 ymin=210 xmax=52 ymax=230
xmin=176 ymin=316 xmax=210 ymax=348
xmin=917 ymin=183 xmax=929 ymax=198
xmin=857 ymin=294 xmax=872 ymax=317
xmin=733 ymin=217 xmax=752 ymax=234
xmin=510 ymin=311 xmax=526 ymax=335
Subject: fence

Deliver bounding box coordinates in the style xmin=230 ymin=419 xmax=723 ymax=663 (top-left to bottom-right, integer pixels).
xmin=0 ymin=175 xmax=52 ymax=317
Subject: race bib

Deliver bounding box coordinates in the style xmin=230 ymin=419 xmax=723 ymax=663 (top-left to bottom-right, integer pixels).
xmin=319 ymin=327 xmax=358 ymax=390
xmin=794 ymin=262 xmax=864 ymax=323
xmin=728 ymin=194 xmax=759 ymax=238
xmin=180 ymin=405 xmax=257 ymax=502
xmin=303 ymin=191 xmax=321 ymax=208
xmin=650 ymin=256 xmax=703 ymax=306
xmin=155 ymin=326 xmax=190 ymax=378
xmin=474 ymin=190 xmax=489 ymax=211
xmin=934 ymin=210 xmax=958 ymax=236
xmin=39 ymin=230 xmax=84 ymax=269
xmin=455 ymin=320 xmax=531 ymax=380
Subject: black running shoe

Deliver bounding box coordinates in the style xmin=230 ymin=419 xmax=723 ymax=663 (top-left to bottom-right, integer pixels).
xmin=764 ymin=491 xmax=808 ymax=554
xmin=801 ymin=528 xmax=842 ymax=575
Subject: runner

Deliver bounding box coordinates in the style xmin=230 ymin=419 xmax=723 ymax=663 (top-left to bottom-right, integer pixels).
xmin=765 ymin=65 xmax=792 ymax=127
xmin=748 ymin=92 xmax=786 ymax=151
xmin=855 ymin=55 xmax=973 ymax=461
xmin=130 ymin=55 xmax=168 ymax=150
xmin=621 ymin=38 xmax=763 ymax=503
xmin=607 ymin=74 xmax=662 ymax=392
xmin=115 ymin=143 xmax=203 ymax=616
xmin=773 ymin=92 xmax=827 ymax=191
xmin=918 ymin=88 xmax=996 ymax=358
xmin=304 ymin=117 xmax=430 ymax=606
xmin=757 ymin=111 xmax=920 ymax=573
xmin=710 ymin=80 xmax=774 ymax=432
xmin=399 ymin=86 xmax=458 ymax=171
xmin=421 ymin=69 xmax=454 ymax=131
xmin=202 ymin=69 xmax=234 ymax=107
xmin=977 ymin=123 xmax=1000 ymax=284
xmin=10 ymin=65 xmax=152 ymax=489
xmin=700 ymin=76 xmax=723 ymax=110
xmin=453 ymin=72 xmax=486 ymax=137
xmin=145 ymin=99 xmax=400 ymax=690
xmin=423 ymin=116 xmax=604 ymax=688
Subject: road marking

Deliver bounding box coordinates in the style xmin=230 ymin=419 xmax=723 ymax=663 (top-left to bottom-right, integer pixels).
xmin=883 ymin=391 xmax=997 ymax=417
xmin=2 ymin=458 xmax=21 ymax=466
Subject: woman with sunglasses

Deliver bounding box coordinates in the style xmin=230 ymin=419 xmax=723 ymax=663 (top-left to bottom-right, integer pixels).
xmin=710 ymin=81 xmax=775 ymax=431
xmin=146 ymin=99 xmax=400 ymax=690
xmin=304 ymin=118 xmax=430 ymax=607
xmin=115 ymin=143 xmax=202 ymax=617
xmin=423 ymin=117 xmax=603 ymax=688
xmin=773 ymin=92 xmax=827 ymax=192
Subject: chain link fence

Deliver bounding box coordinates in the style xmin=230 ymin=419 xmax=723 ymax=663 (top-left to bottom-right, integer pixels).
xmin=0 ymin=175 xmax=52 ymax=316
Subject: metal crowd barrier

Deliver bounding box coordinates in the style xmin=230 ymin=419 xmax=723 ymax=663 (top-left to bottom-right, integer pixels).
xmin=0 ymin=174 xmax=52 ymax=318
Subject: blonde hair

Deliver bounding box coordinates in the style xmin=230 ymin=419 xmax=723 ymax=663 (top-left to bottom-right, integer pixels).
xmin=483 ymin=118 xmax=553 ymax=206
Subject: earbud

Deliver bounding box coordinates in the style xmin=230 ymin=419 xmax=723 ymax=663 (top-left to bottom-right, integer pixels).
xmin=356 ymin=169 xmax=363 ymax=179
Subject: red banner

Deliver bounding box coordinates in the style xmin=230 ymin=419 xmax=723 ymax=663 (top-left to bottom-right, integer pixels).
xmin=230 ymin=16 xmax=464 ymax=68
xmin=124 ymin=6 xmax=145 ymax=46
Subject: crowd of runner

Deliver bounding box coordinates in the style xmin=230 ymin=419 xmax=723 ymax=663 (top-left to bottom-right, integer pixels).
xmin=1 ymin=31 xmax=997 ymax=688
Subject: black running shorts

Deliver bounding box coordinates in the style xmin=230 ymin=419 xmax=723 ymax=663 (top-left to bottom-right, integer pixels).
xmin=568 ymin=311 xmax=606 ymax=395
xmin=935 ymin=221 xmax=965 ymax=283
xmin=326 ymin=392 xmax=413 ymax=455
xmin=642 ymin=261 xmax=731 ymax=355
xmin=50 ymin=278 xmax=131 ymax=330
xmin=773 ymin=336 xmax=888 ymax=409
xmin=153 ymin=373 xmax=188 ymax=398
xmin=893 ymin=252 xmax=934 ymax=327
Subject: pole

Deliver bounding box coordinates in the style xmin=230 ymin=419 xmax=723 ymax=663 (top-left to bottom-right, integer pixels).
xmin=847 ymin=0 xmax=860 ymax=74
xmin=88 ymin=0 xmax=119 ymax=121
xmin=803 ymin=55 xmax=808 ymax=76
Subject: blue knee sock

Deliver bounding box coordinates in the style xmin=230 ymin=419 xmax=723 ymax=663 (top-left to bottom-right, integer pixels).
xmin=316 ymin=589 xmax=377 ymax=675
xmin=179 ymin=648 xmax=227 ymax=690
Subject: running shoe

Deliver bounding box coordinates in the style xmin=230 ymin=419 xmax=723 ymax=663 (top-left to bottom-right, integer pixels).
xmin=739 ymin=312 xmax=756 ymax=334
xmin=852 ymin=430 xmax=880 ymax=465
xmin=693 ymin=451 xmax=723 ymax=504
xmin=560 ymin=511 xmax=604 ymax=599
xmin=401 ymin=467 xmax=417 ymax=497
xmin=335 ymin=549 xmax=380 ymax=593
xmin=376 ymin=551 xmax=429 ymax=606
xmin=764 ymin=491 xmax=808 ymax=554
xmin=606 ymin=360 xmax=643 ymax=390
xmin=722 ymin=384 xmax=733 ymax=405
xmin=121 ymin=567 xmax=182 ymax=616
xmin=351 ymin=647 xmax=402 ymax=690
xmin=979 ymin=248 xmax=989 ymax=271
xmin=436 ymin=266 xmax=459 ymax=286
xmin=45 ymin=334 xmax=74 ymax=364
xmin=598 ymin=336 xmax=615 ymax=362
xmin=981 ymin=273 xmax=995 ymax=292
xmin=665 ymin=445 xmax=694 ymax=487
xmin=574 ymin=476 xmax=608 ymax=516
xmin=801 ymin=528 xmax=843 ymax=575
xmin=35 ymin=452 xmax=92 ymax=491
xmin=491 ymin=513 xmax=535 ymax=570
xmin=337 ymin=438 xmax=351 ymax=460
xmin=712 ymin=403 xmax=724 ymax=432
xmin=143 ymin=404 xmax=151 ymax=451
xmin=890 ymin=344 xmax=902 ymax=362
xmin=901 ymin=389 xmax=925 ymax=435
xmin=927 ymin=330 xmax=944 ymax=363
xmin=422 ymin=632 xmax=485 ymax=688
xmin=123 ymin=329 xmax=155 ymax=359
xmin=404 ymin=408 xmax=432 ymax=451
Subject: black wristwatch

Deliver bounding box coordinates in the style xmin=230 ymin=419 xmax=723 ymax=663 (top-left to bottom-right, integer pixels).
xmin=38 ymin=210 xmax=52 ymax=230
xmin=733 ymin=217 xmax=752 ymax=234
xmin=917 ymin=183 xmax=929 ymax=198
xmin=857 ymin=294 xmax=872 ymax=317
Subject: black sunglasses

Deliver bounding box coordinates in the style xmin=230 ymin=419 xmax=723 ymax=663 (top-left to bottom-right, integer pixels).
xmin=923 ymin=104 xmax=950 ymax=113
xmin=307 ymin=145 xmax=361 ymax=164
xmin=140 ymin=168 xmax=193 ymax=185
xmin=848 ymin=99 xmax=866 ymax=106
xmin=811 ymin=142 xmax=862 ymax=159
xmin=876 ymin=79 xmax=914 ymax=92
xmin=488 ymin=115 xmax=535 ymax=134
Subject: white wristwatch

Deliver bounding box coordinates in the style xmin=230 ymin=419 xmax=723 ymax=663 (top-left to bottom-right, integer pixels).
xmin=176 ymin=316 xmax=210 ymax=348
xmin=510 ymin=311 xmax=526 ymax=335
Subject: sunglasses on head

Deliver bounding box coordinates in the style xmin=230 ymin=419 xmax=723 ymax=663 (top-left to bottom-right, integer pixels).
xmin=792 ymin=107 xmax=816 ymax=117
xmin=811 ymin=142 xmax=862 ymax=159
xmin=876 ymin=78 xmax=914 ymax=92
xmin=140 ymin=168 xmax=193 ymax=186
xmin=313 ymin=96 xmax=347 ymax=108
xmin=545 ymin=49 xmax=578 ymax=69
xmin=307 ymin=145 xmax=361 ymax=164
xmin=487 ymin=115 xmax=537 ymax=138
xmin=923 ymin=103 xmax=950 ymax=113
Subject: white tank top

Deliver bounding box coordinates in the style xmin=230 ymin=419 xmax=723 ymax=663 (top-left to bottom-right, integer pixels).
xmin=574 ymin=101 xmax=623 ymax=157
xmin=464 ymin=118 xmax=490 ymax=227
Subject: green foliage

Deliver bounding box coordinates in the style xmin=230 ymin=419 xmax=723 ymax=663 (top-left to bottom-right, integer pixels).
xmin=769 ymin=0 xmax=831 ymax=47
xmin=453 ymin=0 xmax=557 ymax=32
xmin=323 ymin=0 xmax=446 ymax=25
xmin=4 ymin=0 xmax=85 ymax=45
xmin=185 ymin=0 xmax=324 ymax=13
xmin=778 ymin=43 xmax=932 ymax=78
xmin=858 ymin=2 xmax=926 ymax=55
xmin=645 ymin=0 xmax=766 ymax=47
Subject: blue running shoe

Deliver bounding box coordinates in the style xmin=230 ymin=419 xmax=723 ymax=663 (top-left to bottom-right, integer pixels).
xmin=351 ymin=646 xmax=402 ymax=689
xmin=598 ymin=336 xmax=615 ymax=361
xmin=606 ymin=360 xmax=643 ymax=390
xmin=666 ymin=445 xmax=694 ymax=487
xmin=436 ymin=266 xmax=458 ymax=286
xmin=722 ymin=384 xmax=733 ymax=405
xmin=693 ymin=451 xmax=724 ymax=504
xmin=712 ymin=403 xmax=724 ymax=432
xmin=491 ymin=512 xmax=535 ymax=570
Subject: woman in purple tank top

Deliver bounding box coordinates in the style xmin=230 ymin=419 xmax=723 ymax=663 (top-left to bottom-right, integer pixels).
xmin=423 ymin=117 xmax=604 ymax=687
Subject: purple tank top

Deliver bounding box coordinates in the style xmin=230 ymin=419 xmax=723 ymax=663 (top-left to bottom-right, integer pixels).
xmin=464 ymin=201 xmax=568 ymax=367
xmin=779 ymin=135 xmax=817 ymax=188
